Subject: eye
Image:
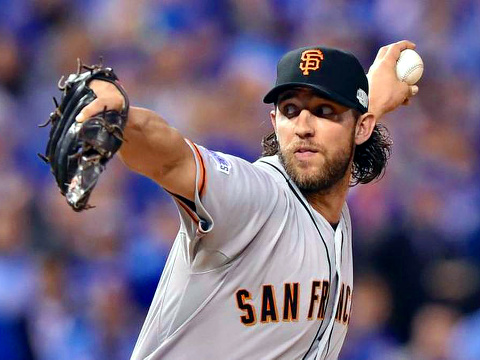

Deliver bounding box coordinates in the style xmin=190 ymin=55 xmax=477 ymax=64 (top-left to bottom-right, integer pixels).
xmin=280 ymin=103 xmax=300 ymax=118
xmin=313 ymin=105 xmax=335 ymax=117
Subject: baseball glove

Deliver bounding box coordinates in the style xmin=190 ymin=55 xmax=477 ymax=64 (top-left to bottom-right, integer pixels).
xmin=38 ymin=60 xmax=129 ymax=211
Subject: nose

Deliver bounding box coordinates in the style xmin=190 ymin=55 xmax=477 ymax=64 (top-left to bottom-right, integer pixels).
xmin=294 ymin=109 xmax=315 ymax=139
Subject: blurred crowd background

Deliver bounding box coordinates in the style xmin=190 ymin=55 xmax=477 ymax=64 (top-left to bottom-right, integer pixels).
xmin=1 ymin=0 xmax=479 ymax=359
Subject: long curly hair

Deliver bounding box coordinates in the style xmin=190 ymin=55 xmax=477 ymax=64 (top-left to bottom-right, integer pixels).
xmin=261 ymin=121 xmax=393 ymax=186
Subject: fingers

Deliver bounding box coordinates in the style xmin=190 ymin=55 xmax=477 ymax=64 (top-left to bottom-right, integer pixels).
xmin=76 ymin=98 xmax=104 ymax=123
xmin=75 ymin=80 xmax=125 ymax=122
xmin=410 ymin=85 xmax=419 ymax=97
xmin=397 ymin=81 xmax=411 ymax=106
xmin=401 ymin=83 xmax=417 ymax=99
xmin=377 ymin=40 xmax=416 ymax=63
xmin=385 ymin=40 xmax=416 ymax=64
xmin=393 ymin=39 xmax=416 ymax=51
xmin=375 ymin=46 xmax=389 ymax=61
xmin=402 ymin=86 xmax=419 ymax=107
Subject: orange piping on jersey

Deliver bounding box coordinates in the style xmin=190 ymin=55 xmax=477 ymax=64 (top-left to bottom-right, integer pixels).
xmin=186 ymin=140 xmax=207 ymax=198
xmin=174 ymin=198 xmax=200 ymax=224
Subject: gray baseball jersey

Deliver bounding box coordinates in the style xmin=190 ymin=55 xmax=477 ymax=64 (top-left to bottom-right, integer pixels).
xmin=131 ymin=141 xmax=354 ymax=360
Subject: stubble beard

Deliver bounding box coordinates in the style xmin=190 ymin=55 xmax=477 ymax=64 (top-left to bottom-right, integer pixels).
xmin=278 ymin=138 xmax=355 ymax=195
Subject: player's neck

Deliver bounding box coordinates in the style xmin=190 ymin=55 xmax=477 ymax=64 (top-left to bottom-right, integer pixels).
xmin=304 ymin=174 xmax=350 ymax=225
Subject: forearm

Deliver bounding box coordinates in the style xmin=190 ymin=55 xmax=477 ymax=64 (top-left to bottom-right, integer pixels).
xmin=366 ymin=75 xmax=381 ymax=120
xmin=119 ymin=106 xmax=192 ymax=183
xmin=76 ymin=80 xmax=195 ymax=199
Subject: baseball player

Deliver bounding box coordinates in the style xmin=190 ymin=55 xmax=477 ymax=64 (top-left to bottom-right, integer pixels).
xmin=76 ymin=40 xmax=418 ymax=359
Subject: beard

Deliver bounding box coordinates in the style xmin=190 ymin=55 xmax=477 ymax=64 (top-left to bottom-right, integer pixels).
xmin=278 ymin=136 xmax=355 ymax=195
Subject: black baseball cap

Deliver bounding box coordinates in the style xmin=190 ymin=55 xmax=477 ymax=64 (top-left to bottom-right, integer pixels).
xmin=263 ymin=46 xmax=369 ymax=114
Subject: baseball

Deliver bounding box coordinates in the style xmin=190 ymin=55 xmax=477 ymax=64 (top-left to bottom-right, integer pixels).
xmin=396 ymin=49 xmax=424 ymax=85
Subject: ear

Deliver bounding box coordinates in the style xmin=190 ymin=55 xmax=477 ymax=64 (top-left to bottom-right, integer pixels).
xmin=354 ymin=112 xmax=376 ymax=146
xmin=270 ymin=109 xmax=277 ymax=133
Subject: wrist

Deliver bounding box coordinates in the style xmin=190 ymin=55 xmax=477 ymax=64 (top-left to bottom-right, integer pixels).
xmin=368 ymin=101 xmax=383 ymax=121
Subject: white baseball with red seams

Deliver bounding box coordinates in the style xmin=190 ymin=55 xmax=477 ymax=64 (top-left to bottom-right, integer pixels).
xmin=396 ymin=49 xmax=424 ymax=85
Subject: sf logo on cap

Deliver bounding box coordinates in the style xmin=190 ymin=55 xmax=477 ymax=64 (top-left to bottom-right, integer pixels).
xmin=299 ymin=49 xmax=324 ymax=75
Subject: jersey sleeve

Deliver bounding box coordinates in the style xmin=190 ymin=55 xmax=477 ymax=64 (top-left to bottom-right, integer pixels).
xmin=171 ymin=140 xmax=281 ymax=266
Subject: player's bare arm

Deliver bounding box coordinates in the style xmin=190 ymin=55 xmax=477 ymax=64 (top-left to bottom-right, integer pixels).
xmin=367 ymin=40 xmax=419 ymax=120
xmin=76 ymin=80 xmax=195 ymax=201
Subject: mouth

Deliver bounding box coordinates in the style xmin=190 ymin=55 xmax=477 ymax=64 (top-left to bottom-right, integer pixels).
xmin=294 ymin=147 xmax=319 ymax=160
